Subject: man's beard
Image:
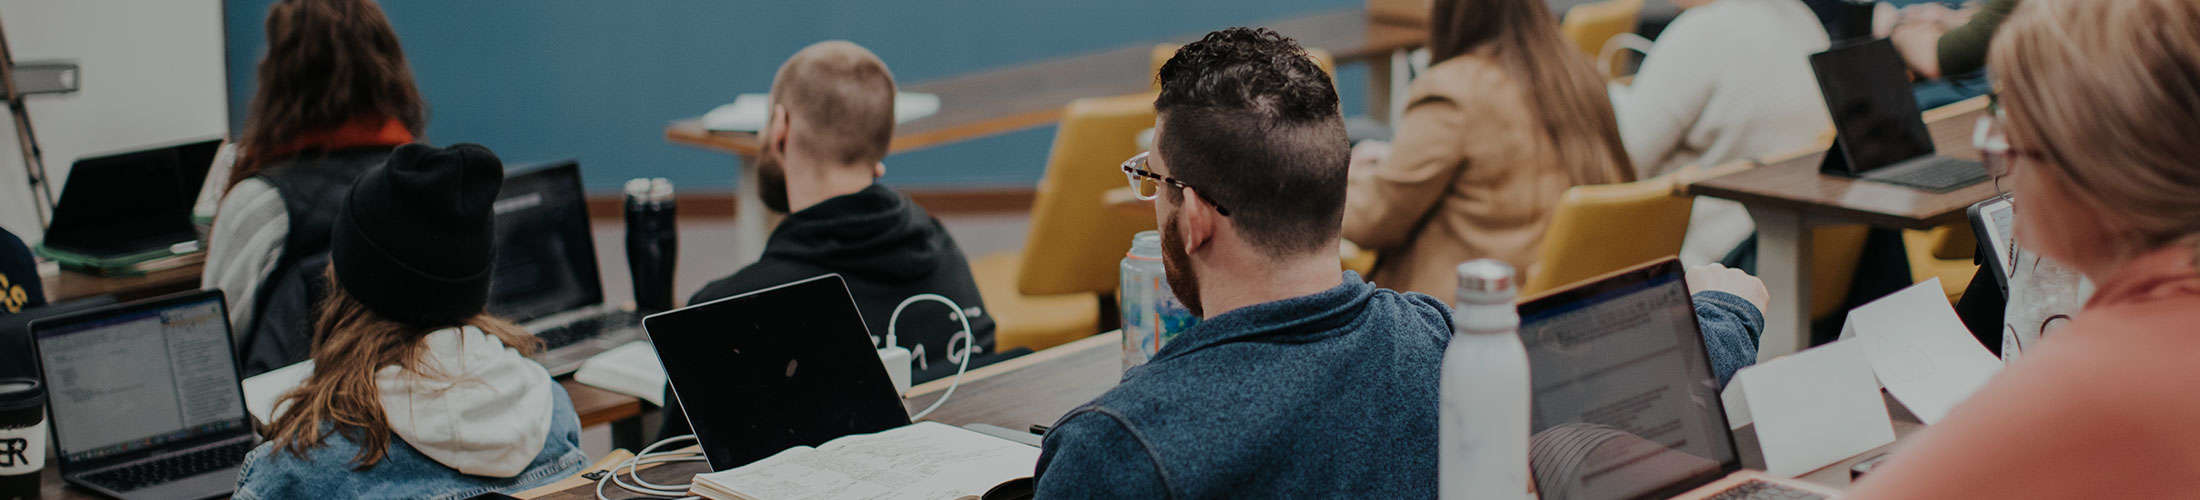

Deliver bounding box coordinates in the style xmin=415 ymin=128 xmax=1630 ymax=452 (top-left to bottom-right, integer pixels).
xmin=1161 ymin=216 xmax=1205 ymax=317
xmin=756 ymin=147 xmax=791 ymax=214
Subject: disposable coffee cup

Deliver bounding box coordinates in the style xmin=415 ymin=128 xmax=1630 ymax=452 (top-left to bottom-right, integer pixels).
xmin=0 ymin=378 xmax=47 ymax=500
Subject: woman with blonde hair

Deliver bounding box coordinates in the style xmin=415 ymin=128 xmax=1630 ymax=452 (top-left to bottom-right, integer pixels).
xmin=1341 ymin=0 xmax=1634 ymax=300
xmin=1850 ymin=0 xmax=2200 ymax=495
xmin=236 ymin=144 xmax=586 ymax=499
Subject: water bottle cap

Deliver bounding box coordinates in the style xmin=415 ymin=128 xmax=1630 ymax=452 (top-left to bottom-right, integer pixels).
xmin=624 ymin=178 xmax=652 ymax=199
xmin=1127 ymin=230 xmax=1163 ymax=259
xmin=648 ymin=178 xmax=675 ymax=203
xmin=1455 ymin=259 xmax=1516 ymax=304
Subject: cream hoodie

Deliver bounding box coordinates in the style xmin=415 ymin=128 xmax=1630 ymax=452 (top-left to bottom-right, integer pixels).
xmin=374 ymin=326 xmax=555 ymax=478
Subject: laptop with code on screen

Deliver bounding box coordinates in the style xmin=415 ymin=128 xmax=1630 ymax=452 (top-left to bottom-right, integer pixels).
xmin=490 ymin=160 xmax=645 ymax=375
xmin=28 ymin=290 xmax=256 ymax=500
xmin=1518 ymin=258 xmax=1840 ymax=500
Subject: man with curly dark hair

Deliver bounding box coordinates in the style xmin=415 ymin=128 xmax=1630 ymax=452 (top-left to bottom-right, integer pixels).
xmin=1031 ymin=27 xmax=1454 ymax=497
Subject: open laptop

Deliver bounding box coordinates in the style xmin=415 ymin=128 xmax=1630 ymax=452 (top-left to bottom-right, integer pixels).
xmin=643 ymin=274 xmax=913 ymax=470
xmin=27 ymin=290 xmax=256 ymax=500
xmin=491 ymin=160 xmax=644 ymax=375
xmin=37 ymin=138 xmax=222 ymax=271
xmin=1810 ymin=38 xmax=1987 ymax=193
xmin=1518 ymin=258 xmax=1841 ymax=500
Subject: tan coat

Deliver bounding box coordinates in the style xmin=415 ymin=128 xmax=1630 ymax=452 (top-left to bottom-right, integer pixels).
xmin=1342 ymin=54 xmax=1631 ymax=301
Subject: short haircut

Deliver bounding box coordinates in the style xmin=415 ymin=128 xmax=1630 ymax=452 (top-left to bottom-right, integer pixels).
xmin=1155 ymin=27 xmax=1349 ymax=256
xmin=771 ymin=41 xmax=896 ymax=166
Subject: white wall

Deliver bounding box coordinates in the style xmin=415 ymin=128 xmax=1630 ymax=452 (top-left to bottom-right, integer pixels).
xmin=0 ymin=0 xmax=228 ymax=244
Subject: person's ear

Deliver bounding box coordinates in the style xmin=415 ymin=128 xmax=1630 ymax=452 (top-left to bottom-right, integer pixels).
xmin=767 ymin=105 xmax=791 ymax=154
xmin=1180 ymin=187 xmax=1217 ymax=253
xmin=873 ymin=162 xmax=886 ymax=178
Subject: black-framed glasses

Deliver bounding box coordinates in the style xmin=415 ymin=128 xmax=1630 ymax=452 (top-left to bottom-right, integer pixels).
xmin=1122 ymin=152 xmax=1230 ymax=216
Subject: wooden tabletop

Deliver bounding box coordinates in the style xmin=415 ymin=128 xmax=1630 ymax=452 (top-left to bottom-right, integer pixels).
xmin=40 ymin=256 xmax=206 ymax=304
xmin=664 ymin=9 xmax=1428 ymax=158
xmin=1686 ymin=98 xmax=1997 ymax=230
xmin=563 ymin=378 xmax=646 ymax=429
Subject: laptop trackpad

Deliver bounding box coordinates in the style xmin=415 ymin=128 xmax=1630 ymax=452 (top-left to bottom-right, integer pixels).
xmin=121 ymin=467 xmax=238 ymax=500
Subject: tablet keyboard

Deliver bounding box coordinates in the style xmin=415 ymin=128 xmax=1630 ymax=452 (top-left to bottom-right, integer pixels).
xmin=1860 ymin=156 xmax=1988 ymax=192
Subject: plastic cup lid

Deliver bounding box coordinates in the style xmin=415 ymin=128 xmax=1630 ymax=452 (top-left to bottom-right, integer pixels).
xmin=0 ymin=378 xmax=45 ymax=411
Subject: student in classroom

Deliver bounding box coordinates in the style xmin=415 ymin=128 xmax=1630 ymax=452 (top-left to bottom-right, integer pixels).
xmin=0 ymin=227 xmax=42 ymax=316
xmin=203 ymin=0 xmax=429 ymax=376
xmin=1339 ymin=0 xmax=1633 ymax=300
xmin=237 ymin=143 xmax=588 ymax=498
xmin=654 ymin=40 xmax=996 ymax=441
xmin=1611 ymin=0 xmax=1835 ymax=265
xmin=1033 ymin=28 xmax=1775 ymax=497
xmin=1848 ymin=0 xmax=2200 ymax=495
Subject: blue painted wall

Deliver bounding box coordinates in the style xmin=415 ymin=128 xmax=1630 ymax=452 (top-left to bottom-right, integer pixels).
xmin=224 ymin=1 xmax=1368 ymax=193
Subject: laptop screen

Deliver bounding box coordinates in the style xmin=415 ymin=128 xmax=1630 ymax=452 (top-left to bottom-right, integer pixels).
xmin=644 ymin=274 xmax=911 ymax=470
xmin=1812 ymin=38 xmax=1936 ymax=174
xmin=1517 ymin=260 xmax=1737 ymax=500
xmin=32 ymin=292 xmax=248 ymax=465
xmin=488 ymin=161 xmax=605 ymax=324
xmin=44 ymin=139 xmax=221 ymax=256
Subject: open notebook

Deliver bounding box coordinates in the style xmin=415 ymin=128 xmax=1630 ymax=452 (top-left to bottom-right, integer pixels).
xmin=690 ymin=422 xmax=1039 ymax=500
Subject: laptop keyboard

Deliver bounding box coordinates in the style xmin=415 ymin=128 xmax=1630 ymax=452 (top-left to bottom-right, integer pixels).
xmin=84 ymin=440 xmax=254 ymax=492
xmin=535 ymin=310 xmax=642 ymax=351
xmin=1859 ymin=156 xmax=1988 ymax=192
xmin=1706 ymin=479 xmax=1829 ymax=500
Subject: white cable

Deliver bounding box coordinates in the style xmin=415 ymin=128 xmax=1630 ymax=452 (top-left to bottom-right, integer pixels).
xmin=596 ymin=434 xmax=706 ymax=500
xmin=887 ymin=293 xmax=975 ymax=421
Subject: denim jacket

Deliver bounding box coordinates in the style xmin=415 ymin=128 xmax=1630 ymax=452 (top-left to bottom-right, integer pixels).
xmin=234 ymin=382 xmax=590 ymax=500
xmin=1033 ymin=273 xmax=1764 ymax=498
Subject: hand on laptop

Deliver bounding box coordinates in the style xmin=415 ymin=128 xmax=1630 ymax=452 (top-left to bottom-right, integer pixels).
xmin=1687 ymin=264 xmax=1770 ymax=315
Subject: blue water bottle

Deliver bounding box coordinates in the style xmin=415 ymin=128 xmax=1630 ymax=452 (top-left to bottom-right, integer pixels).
xmin=1120 ymin=230 xmax=1197 ymax=371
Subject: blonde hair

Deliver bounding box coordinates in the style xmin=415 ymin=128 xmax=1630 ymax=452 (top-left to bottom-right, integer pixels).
xmin=1988 ymin=0 xmax=2200 ymax=254
xmin=264 ymin=266 xmax=540 ymax=469
xmin=770 ymin=41 xmax=897 ymax=166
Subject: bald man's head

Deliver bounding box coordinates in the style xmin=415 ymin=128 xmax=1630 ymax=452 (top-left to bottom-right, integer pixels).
xmin=770 ymin=40 xmax=896 ymax=166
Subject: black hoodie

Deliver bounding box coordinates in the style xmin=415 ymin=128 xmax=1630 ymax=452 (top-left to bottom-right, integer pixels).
xmin=660 ymin=183 xmax=996 ymax=438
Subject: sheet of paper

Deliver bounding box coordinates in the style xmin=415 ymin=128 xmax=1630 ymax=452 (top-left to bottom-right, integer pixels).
xmin=1735 ymin=340 xmax=1895 ymax=477
xmin=702 ymin=92 xmax=941 ymax=131
xmin=1845 ymin=279 xmax=2002 ymax=423
xmin=242 ymin=360 xmax=314 ymax=424
xmin=694 ymin=422 xmax=1037 ymax=500
xmin=575 ymin=341 xmax=668 ymax=406
xmin=1721 ymin=378 xmax=1750 ymax=430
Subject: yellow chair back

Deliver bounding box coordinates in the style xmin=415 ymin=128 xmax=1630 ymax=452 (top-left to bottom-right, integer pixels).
xmin=1016 ymin=93 xmax=1161 ymax=295
xmin=1561 ymin=0 xmax=1644 ymax=73
xmin=1523 ymin=175 xmax=1693 ymax=296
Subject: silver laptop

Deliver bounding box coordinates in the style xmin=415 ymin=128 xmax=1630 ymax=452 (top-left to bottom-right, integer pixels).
xmin=29 ymin=290 xmax=257 ymax=500
xmin=491 ymin=160 xmax=645 ymax=375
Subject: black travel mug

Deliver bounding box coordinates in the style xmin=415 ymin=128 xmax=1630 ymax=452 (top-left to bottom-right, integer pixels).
xmin=625 ymin=178 xmax=678 ymax=313
xmin=0 ymin=378 xmax=47 ymax=500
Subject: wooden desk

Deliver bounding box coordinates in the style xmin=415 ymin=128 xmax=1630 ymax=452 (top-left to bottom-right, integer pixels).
xmin=40 ymin=256 xmax=205 ymax=304
xmin=1688 ymin=97 xmax=1997 ymax=359
xmin=664 ymin=9 xmax=1427 ymax=262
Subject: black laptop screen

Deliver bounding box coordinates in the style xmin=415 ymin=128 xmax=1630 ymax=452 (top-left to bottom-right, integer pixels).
xmin=1813 ymin=38 xmax=1937 ymax=174
xmin=644 ymin=274 xmax=911 ymax=471
xmin=43 ymin=139 xmax=220 ymax=256
xmin=487 ymin=161 xmax=603 ymax=323
xmin=31 ymin=292 xmax=247 ymax=465
xmin=1517 ymin=260 xmax=1738 ymax=500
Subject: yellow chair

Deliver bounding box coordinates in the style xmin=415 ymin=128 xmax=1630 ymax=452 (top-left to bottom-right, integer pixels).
xmin=973 ymin=93 xmax=1159 ymax=351
xmin=1150 ymin=45 xmax=1337 ymax=91
xmin=1522 ymin=175 xmax=1693 ymax=296
xmin=1562 ymin=0 xmax=1645 ymax=76
xmin=1903 ymin=223 xmax=1980 ymax=302
xmin=1810 ymin=225 xmax=1871 ymax=319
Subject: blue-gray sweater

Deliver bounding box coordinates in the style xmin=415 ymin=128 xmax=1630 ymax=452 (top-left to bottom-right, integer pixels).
xmin=1033 ymin=273 xmax=1762 ymax=498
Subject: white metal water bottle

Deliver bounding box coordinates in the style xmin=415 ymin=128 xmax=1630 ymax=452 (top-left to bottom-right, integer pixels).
xmin=1441 ymin=259 xmax=1530 ymax=500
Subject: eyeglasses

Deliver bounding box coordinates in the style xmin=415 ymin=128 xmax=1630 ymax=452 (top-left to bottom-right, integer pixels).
xmin=1122 ymin=152 xmax=1230 ymax=216
xmin=1974 ymin=112 xmax=2049 ymax=195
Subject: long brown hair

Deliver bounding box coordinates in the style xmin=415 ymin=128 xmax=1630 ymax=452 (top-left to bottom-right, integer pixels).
xmin=233 ymin=0 xmax=426 ymax=192
xmin=264 ymin=267 xmax=539 ymax=469
xmin=1428 ymin=0 xmax=1634 ymax=184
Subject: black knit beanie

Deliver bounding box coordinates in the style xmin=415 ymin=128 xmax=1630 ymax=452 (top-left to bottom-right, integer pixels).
xmin=331 ymin=143 xmax=503 ymax=328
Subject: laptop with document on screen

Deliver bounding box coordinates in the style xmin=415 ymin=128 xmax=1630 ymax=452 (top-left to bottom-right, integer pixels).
xmin=27 ymin=290 xmax=256 ymax=500
xmin=1518 ymin=258 xmax=1841 ymax=500
xmin=490 ymin=160 xmax=644 ymax=375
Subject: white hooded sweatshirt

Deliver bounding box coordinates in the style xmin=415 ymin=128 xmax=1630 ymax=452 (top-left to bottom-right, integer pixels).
xmin=374 ymin=326 xmax=555 ymax=478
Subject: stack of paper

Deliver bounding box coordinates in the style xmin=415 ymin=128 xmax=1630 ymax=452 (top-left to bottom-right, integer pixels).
xmin=1841 ymin=279 xmax=2002 ymax=423
xmin=690 ymin=422 xmax=1038 ymax=500
xmin=701 ymin=92 xmax=941 ymax=132
xmin=573 ymin=341 xmax=668 ymax=406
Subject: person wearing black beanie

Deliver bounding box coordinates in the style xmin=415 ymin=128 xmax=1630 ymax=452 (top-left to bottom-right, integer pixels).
xmin=330 ymin=142 xmax=501 ymax=326
xmin=238 ymin=143 xmax=589 ymax=498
